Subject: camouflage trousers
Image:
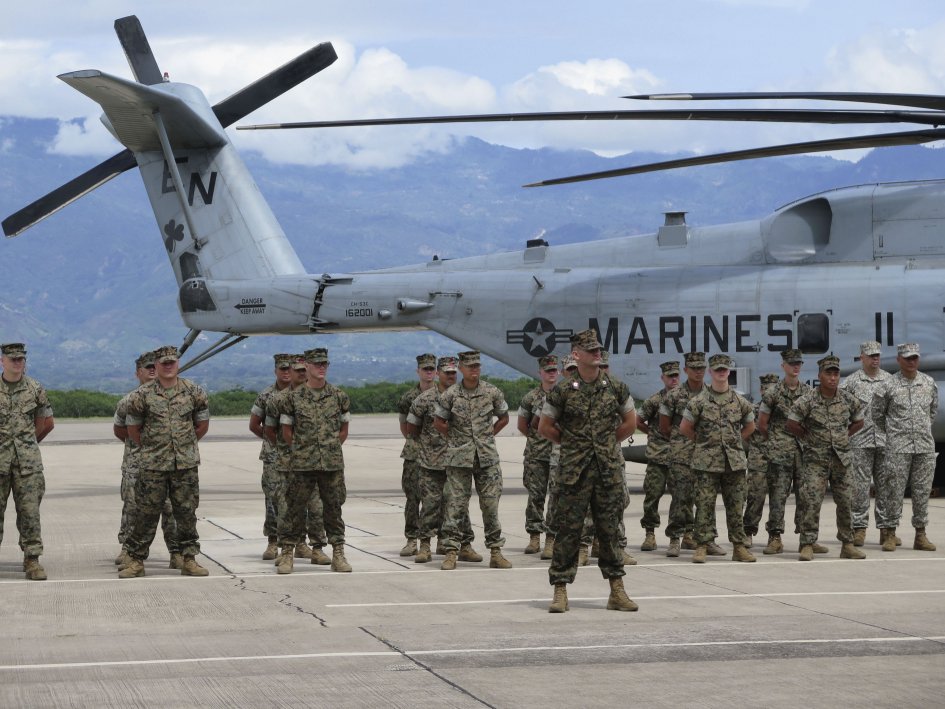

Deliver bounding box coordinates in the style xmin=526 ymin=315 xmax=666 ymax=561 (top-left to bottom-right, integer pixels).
xmin=441 ymin=460 xmax=505 ymax=551
xmin=126 ymin=467 xmax=200 ymax=560
xmin=742 ymin=465 xmax=769 ymax=536
xmin=875 ymin=450 xmax=937 ymax=529
xmin=119 ymin=467 xmax=179 ymax=554
xmin=261 ymin=461 xmax=282 ymax=539
xmin=850 ymin=447 xmax=884 ymax=530
xmin=640 ymin=461 xmax=669 ymax=530
xmin=419 ymin=467 xmax=474 ymax=542
xmin=280 ymin=470 xmax=345 ymax=547
xmin=693 ymin=467 xmax=749 ymax=546
xmin=665 ymin=463 xmax=718 ymax=539
xmin=797 ymin=452 xmax=854 ymax=545
xmin=583 ymin=476 xmax=629 ymax=546
xmin=0 ymin=462 xmax=44 ymax=557
xmin=765 ymin=459 xmax=800 ymax=535
xmin=523 ymin=456 xmax=552 ymax=534
xmin=402 ymin=459 xmax=421 ymax=539
xmin=549 ymin=460 xmax=626 ymax=585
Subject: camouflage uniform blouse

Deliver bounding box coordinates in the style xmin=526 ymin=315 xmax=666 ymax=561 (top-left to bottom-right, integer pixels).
xmin=279 ymin=382 xmax=351 ymax=472
xmin=541 ymin=372 xmax=634 ymax=484
xmin=264 ymin=387 xmax=294 ymax=472
xmin=788 ymin=389 xmax=864 ymax=467
xmin=658 ymin=383 xmax=707 ymax=465
xmin=683 ymin=388 xmax=754 ymax=473
xmin=397 ymin=384 xmax=423 ymax=462
xmin=114 ymin=391 xmax=141 ymax=473
xmin=0 ymin=375 xmax=52 ymax=475
xmin=839 ymin=369 xmax=891 ymax=449
xmin=759 ymin=381 xmax=812 ymax=465
xmin=125 ymin=378 xmax=210 ymax=471
xmin=252 ymin=383 xmax=290 ymax=464
xmin=746 ymin=402 xmax=769 ymax=472
xmin=639 ymin=388 xmax=673 ymax=465
xmin=435 ymin=381 xmax=508 ymax=468
xmin=873 ymin=371 xmax=938 ymax=454
xmin=518 ymin=385 xmax=553 ymax=463
xmin=407 ymin=385 xmax=449 ymax=470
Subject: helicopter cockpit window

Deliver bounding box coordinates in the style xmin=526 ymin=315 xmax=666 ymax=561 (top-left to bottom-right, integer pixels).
xmin=797 ymin=313 xmax=829 ymax=353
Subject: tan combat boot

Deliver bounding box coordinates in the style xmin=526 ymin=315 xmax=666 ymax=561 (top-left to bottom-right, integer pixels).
xmin=606 ymin=577 xmax=639 ymax=611
xmin=811 ymin=542 xmax=829 ymax=554
xmin=459 ymin=544 xmax=483 ymax=562
xmin=681 ymin=533 xmax=697 ymax=550
xmin=294 ymin=542 xmax=313 ymax=560
xmin=763 ymin=534 xmax=783 ymax=555
xmin=441 ymin=550 xmax=458 ymax=570
xmin=914 ymin=528 xmax=937 ymax=551
xmin=311 ymin=546 xmax=331 ymax=565
xmin=540 ymin=535 xmax=555 ymax=560
xmin=840 ymin=542 xmax=866 ymax=559
xmin=853 ymin=528 xmax=866 ymax=547
xmin=666 ymin=538 xmax=681 ymax=558
xmin=435 ymin=539 xmax=446 ymax=555
xmin=276 ymin=547 xmax=294 ymax=574
xmin=114 ymin=549 xmax=131 ymax=566
xmin=732 ymin=544 xmax=756 ymax=562
xmin=549 ymin=583 xmax=569 ymax=613
xmin=169 ymin=552 xmax=184 ymax=570
xmin=590 ymin=538 xmax=600 ymax=558
xmin=692 ymin=545 xmax=707 ymax=563
xmin=118 ymin=558 xmax=145 ymax=578
xmin=24 ymin=556 xmax=47 ymax=581
xmin=641 ymin=529 xmax=657 ymax=551
xmin=331 ymin=544 xmax=352 ymax=572
xmin=798 ymin=544 xmax=814 ymax=561
xmin=706 ymin=541 xmax=725 ymax=556
xmin=578 ymin=544 xmax=589 ymax=566
xmin=415 ymin=538 xmax=432 ymax=563
xmin=524 ymin=533 xmax=541 ymax=554
xmin=489 ymin=547 xmax=512 ymax=569
xmin=181 ymin=555 xmax=209 ymax=576
xmin=262 ymin=538 xmax=279 ymax=560
xmin=744 ymin=535 xmax=753 ymax=548
xmin=621 ymin=549 xmax=638 ymax=566
xmin=399 ymin=538 xmax=417 ymax=557
xmin=881 ymin=528 xmax=897 ymax=552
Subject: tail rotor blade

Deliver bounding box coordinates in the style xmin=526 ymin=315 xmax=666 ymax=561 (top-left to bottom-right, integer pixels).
xmin=114 ymin=16 xmax=163 ymax=85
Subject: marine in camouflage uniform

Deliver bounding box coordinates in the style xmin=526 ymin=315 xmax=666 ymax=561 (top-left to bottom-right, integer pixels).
xmin=542 ymin=355 xmax=579 ymax=561
xmin=434 ymin=350 xmax=511 ymax=570
xmin=121 ymin=345 xmax=210 ymax=578
xmin=872 ymin=343 xmax=938 ymax=552
xmin=786 ymin=355 xmax=865 ymax=560
xmin=742 ymin=373 xmax=779 ymax=543
xmin=114 ymin=351 xmax=179 ymax=570
xmin=0 ymin=343 xmax=54 ymax=581
xmin=758 ymin=349 xmax=812 ymax=554
xmin=681 ymin=354 xmax=756 ymax=563
xmin=839 ymin=340 xmax=892 ymax=545
xmin=276 ymin=347 xmax=352 ymax=573
xmin=396 ymin=354 xmax=438 ymax=557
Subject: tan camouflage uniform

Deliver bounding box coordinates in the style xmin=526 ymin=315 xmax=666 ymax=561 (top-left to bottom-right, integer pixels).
xmin=660 ymin=382 xmax=708 ymax=539
xmin=519 ymin=384 xmax=554 ymax=535
xmin=760 ymin=378 xmax=812 ymax=535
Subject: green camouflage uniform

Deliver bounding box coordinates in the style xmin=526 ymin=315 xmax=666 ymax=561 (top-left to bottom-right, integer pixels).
xmin=638 ymin=389 xmax=673 ymax=530
xmin=252 ymin=383 xmax=290 ymax=540
xmin=683 ymin=388 xmax=754 ymax=546
xmin=742 ymin=401 xmax=770 ymax=536
xmin=543 ymin=372 xmax=634 ymax=585
xmin=840 ymin=368 xmax=891 ymax=529
xmin=789 ymin=388 xmax=864 ymax=544
xmin=398 ymin=384 xmax=424 ymax=540
xmin=0 ymin=375 xmax=52 ymax=557
xmin=124 ymin=378 xmax=210 ymax=560
xmin=518 ymin=385 xmax=554 ymax=535
xmin=760 ymin=380 xmax=812 ymax=534
xmin=660 ymin=383 xmax=707 ymax=539
xmin=435 ymin=381 xmax=508 ymax=551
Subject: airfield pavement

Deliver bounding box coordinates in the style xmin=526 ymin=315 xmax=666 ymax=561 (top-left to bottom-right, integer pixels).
xmin=0 ymin=415 xmax=944 ymax=708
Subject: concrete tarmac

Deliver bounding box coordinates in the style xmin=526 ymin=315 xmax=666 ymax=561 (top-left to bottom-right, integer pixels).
xmin=1 ymin=416 xmax=944 ymax=708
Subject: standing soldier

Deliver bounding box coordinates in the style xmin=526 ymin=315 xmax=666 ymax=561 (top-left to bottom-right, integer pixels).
xmin=680 ymin=354 xmax=756 ymax=564
xmin=758 ymin=349 xmax=813 ymax=556
xmin=0 ymin=342 xmax=54 ymax=581
xmin=873 ymin=343 xmax=938 ymax=552
xmin=249 ymin=354 xmax=294 ymax=560
xmin=517 ymin=355 xmax=559 ymax=554
xmin=742 ymin=373 xmax=779 ymax=546
xmin=276 ymin=347 xmax=352 ymax=573
xmin=114 ymin=352 xmax=180 ymax=571
xmin=541 ymin=355 xmax=579 ymax=561
xmin=840 ymin=341 xmax=893 ymax=547
xmin=539 ymin=330 xmax=637 ymax=613
xmin=434 ymin=351 xmax=512 ymax=570
xmin=786 ymin=355 xmax=866 ymax=561
xmin=396 ymin=354 xmax=437 ymax=557
xmin=635 ymin=360 xmax=680 ymax=552
xmin=120 ymin=345 xmax=210 ymax=579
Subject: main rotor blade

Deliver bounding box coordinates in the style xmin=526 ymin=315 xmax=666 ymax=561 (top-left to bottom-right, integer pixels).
xmin=524 ymin=128 xmax=945 ymax=187
xmin=2 ymin=149 xmax=136 ymax=236
xmin=236 ymin=108 xmax=945 ymax=130
xmin=626 ymin=91 xmax=945 ymax=112
xmin=114 ymin=16 xmax=163 ymax=85
xmin=212 ymin=42 xmax=338 ymax=127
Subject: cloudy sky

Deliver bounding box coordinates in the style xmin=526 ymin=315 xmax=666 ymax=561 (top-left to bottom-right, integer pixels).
xmin=4 ymin=0 xmax=945 ymax=170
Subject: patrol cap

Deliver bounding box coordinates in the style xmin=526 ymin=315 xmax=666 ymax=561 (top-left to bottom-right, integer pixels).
xmin=135 ymin=351 xmax=156 ymax=369
xmin=458 ymin=350 xmax=481 ymax=366
xmin=860 ymin=340 xmax=882 ymax=356
xmin=416 ymin=353 xmax=436 ymax=368
xmin=660 ymin=360 xmax=680 ymax=376
xmin=818 ymin=355 xmax=841 ymax=371
xmin=561 ymin=355 xmax=577 ymax=372
xmin=291 ymin=354 xmax=307 ymax=371
xmin=153 ymin=345 xmax=179 ymax=363
xmin=538 ymin=355 xmax=559 ymax=371
xmin=570 ymin=329 xmax=602 ymax=351
xmin=760 ymin=373 xmax=779 ymax=385
xmin=1 ymin=343 xmax=26 ymax=358
xmin=273 ymin=353 xmax=294 ymax=369
xmin=781 ymin=349 xmax=804 ymax=364
xmin=684 ymin=352 xmax=706 ymax=368
xmin=598 ymin=350 xmax=610 ymax=366
xmin=897 ymin=342 xmax=920 ymax=358
xmin=304 ymin=347 xmax=329 ymax=364
xmin=437 ymin=355 xmax=458 ymax=372
xmin=709 ymin=353 xmax=733 ymax=370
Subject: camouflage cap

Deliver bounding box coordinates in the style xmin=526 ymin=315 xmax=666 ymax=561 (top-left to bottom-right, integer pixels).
xmin=818 ymin=355 xmax=841 ymax=371
xmin=598 ymin=350 xmax=610 ymax=366
xmin=660 ymin=360 xmax=680 ymax=375
xmin=561 ymin=355 xmax=577 ymax=371
xmin=684 ymin=351 xmax=706 ymax=368
xmin=781 ymin=348 xmax=804 ymax=364
xmin=458 ymin=350 xmax=481 ymax=366
xmin=570 ymin=328 xmax=603 ymax=351
xmin=709 ymin=353 xmax=733 ymax=370
xmin=538 ymin=354 xmax=559 ymax=371
xmin=416 ymin=353 xmax=436 ymax=368
xmin=1 ymin=343 xmax=26 ymax=358
xmin=273 ymin=353 xmax=294 ymax=369
xmin=304 ymin=347 xmax=329 ymax=364
xmin=291 ymin=354 xmax=307 ymax=370
xmin=153 ymin=345 xmax=179 ymax=363
xmin=860 ymin=340 xmax=882 ymax=356
xmin=760 ymin=373 xmax=780 ymax=385
xmin=135 ymin=351 xmax=156 ymax=369
xmin=897 ymin=342 xmax=920 ymax=358
xmin=437 ymin=355 xmax=459 ymax=372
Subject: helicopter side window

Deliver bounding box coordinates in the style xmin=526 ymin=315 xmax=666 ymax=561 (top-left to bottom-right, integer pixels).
xmin=797 ymin=313 xmax=829 ymax=353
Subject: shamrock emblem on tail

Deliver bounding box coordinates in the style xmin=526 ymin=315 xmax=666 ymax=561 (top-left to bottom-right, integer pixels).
xmin=164 ymin=219 xmax=185 ymax=253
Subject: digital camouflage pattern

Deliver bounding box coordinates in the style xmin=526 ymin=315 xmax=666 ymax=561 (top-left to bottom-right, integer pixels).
xmin=840 ymin=368 xmax=892 ymax=448
xmin=659 ymin=383 xmax=705 ymax=465
xmin=519 ymin=385 xmax=555 ymax=535
xmin=125 ymin=378 xmax=210 ymax=471
xmin=518 ymin=386 xmax=553 ymax=462
xmin=124 ymin=466 xmax=200 ymax=559
xmin=660 ymin=382 xmax=706 ymax=540
xmin=397 ymin=384 xmax=423 ymax=462
xmin=417 ymin=466 xmax=475 ymax=543
xmin=435 ymin=380 xmax=508 ymax=468
xmin=407 ymin=386 xmax=450 ymax=470
xmin=252 ymin=383 xmax=286 ymax=464
xmin=638 ymin=387 xmax=675 ymax=530
xmin=683 ymin=389 xmax=754 ymax=473
xmin=760 ymin=380 xmax=812 ymax=466
xmin=639 ymin=389 xmax=673 ymax=464
xmin=742 ymin=401 xmax=770 ymax=536
xmin=397 ymin=383 xmax=424 ymax=539
xmin=692 ymin=469 xmax=749 ymax=546
xmin=253 ymin=382 xmax=292 ymax=540
xmin=279 ymin=382 xmax=351 ymax=472
xmin=440 ymin=460 xmax=505 ymax=551
xmin=0 ymin=375 xmax=52 ymax=475
xmin=281 ymin=469 xmax=347 ymax=546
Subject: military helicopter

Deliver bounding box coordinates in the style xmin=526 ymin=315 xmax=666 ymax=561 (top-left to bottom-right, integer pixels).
xmin=5 ymin=17 xmax=945 ymax=467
